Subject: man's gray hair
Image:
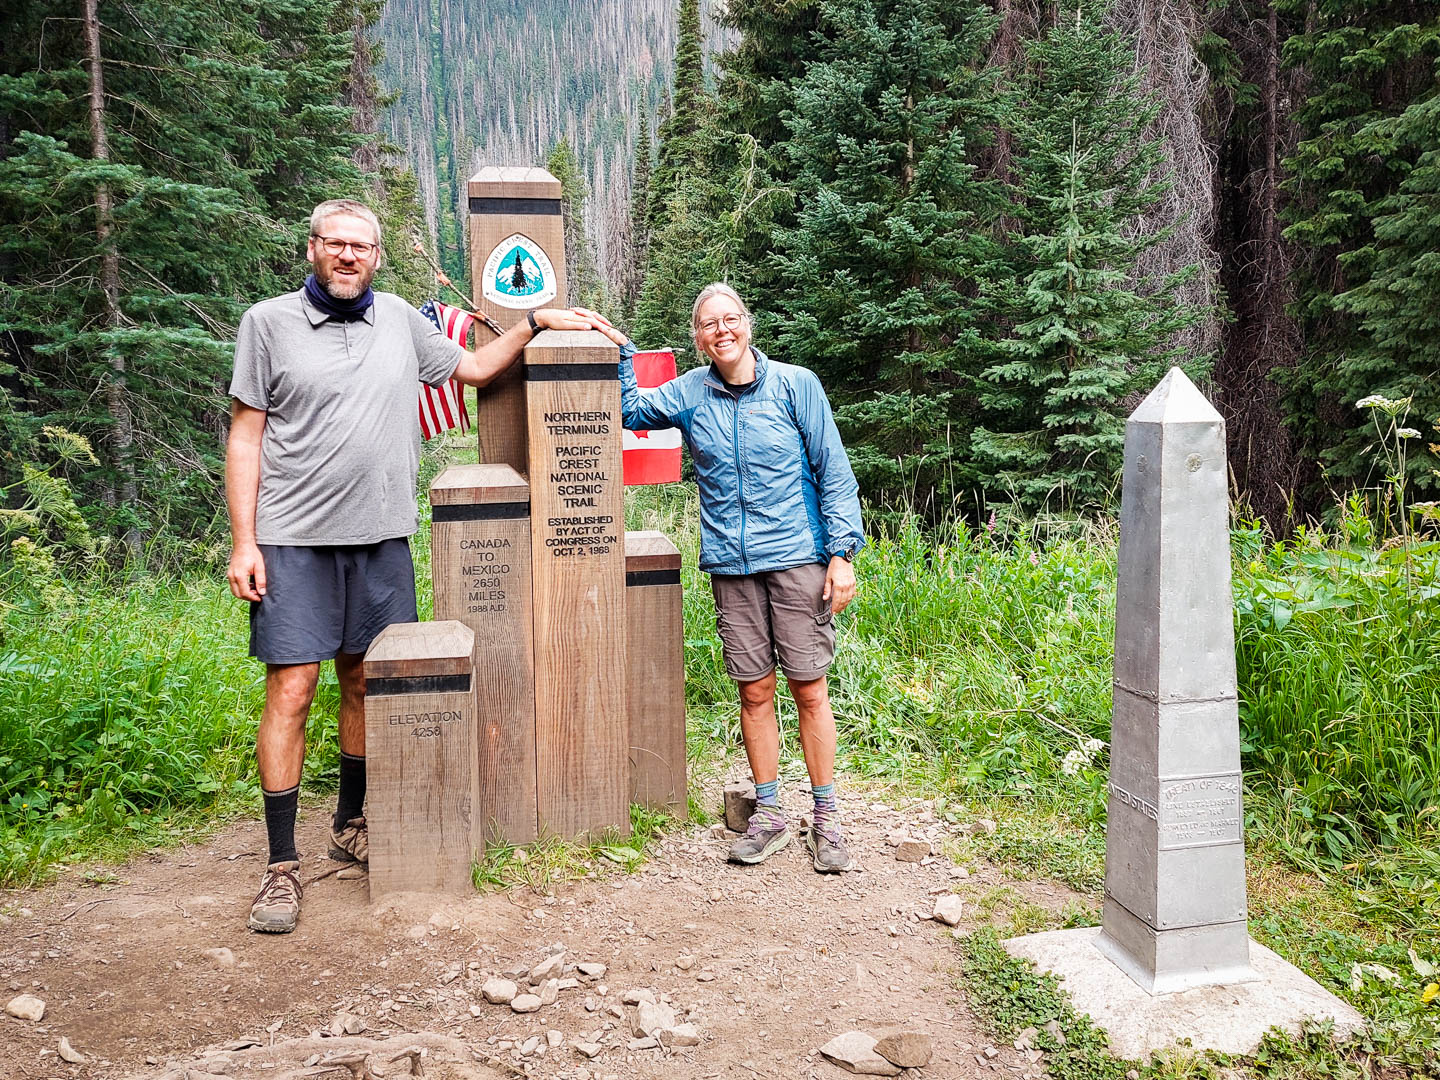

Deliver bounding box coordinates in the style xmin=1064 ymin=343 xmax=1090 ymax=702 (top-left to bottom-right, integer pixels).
xmin=309 ymin=199 xmax=382 ymax=247
xmin=691 ymin=282 xmax=752 ymax=340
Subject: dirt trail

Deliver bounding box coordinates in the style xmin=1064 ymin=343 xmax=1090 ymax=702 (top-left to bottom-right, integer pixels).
xmin=0 ymin=786 xmax=1088 ymax=1079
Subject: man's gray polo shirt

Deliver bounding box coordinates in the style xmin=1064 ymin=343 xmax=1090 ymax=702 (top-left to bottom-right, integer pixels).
xmin=229 ymin=289 xmax=465 ymax=546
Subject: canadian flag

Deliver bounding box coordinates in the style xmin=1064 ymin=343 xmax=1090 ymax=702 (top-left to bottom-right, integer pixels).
xmin=623 ymin=349 xmax=683 ymax=486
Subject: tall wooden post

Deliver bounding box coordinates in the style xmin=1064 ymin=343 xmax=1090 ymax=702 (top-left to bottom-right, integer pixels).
xmin=430 ymin=464 xmax=537 ymax=845
xmin=469 ymin=167 xmax=567 ymax=476
xmin=363 ymin=621 xmax=478 ymax=896
xmin=625 ymin=531 xmax=687 ymax=815
xmin=524 ymin=330 xmax=629 ymax=839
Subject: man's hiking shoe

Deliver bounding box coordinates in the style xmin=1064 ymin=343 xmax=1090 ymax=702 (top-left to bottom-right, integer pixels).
xmin=728 ymin=805 xmax=791 ymax=865
xmin=328 ymin=815 xmax=368 ymax=864
xmin=247 ymin=860 xmax=302 ymax=933
xmin=807 ymin=823 xmax=853 ymax=873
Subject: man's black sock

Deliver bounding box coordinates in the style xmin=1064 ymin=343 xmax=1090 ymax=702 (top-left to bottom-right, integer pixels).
xmin=333 ymin=752 xmax=366 ymax=829
xmin=262 ymin=784 xmax=300 ymax=865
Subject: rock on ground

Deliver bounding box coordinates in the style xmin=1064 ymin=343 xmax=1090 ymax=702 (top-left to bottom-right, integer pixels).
xmin=481 ymin=978 xmax=518 ymax=1004
xmin=932 ymin=895 xmax=964 ymax=926
xmin=874 ymin=1029 xmax=933 ymax=1068
xmin=4 ymin=995 xmax=45 ymax=1022
xmin=818 ymin=1031 xmax=903 ymax=1076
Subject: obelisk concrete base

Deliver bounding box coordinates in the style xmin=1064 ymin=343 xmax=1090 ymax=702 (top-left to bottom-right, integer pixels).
xmin=1003 ymin=928 xmax=1364 ymax=1058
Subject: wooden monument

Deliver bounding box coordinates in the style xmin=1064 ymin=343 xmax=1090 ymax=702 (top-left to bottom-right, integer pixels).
xmin=469 ymin=167 xmax=567 ymax=475
xmin=625 ymin=531 xmax=687 ymax=815
xmin=362 ymin=165 xmax=684 ymax=881
xmin=430 ymin=464 xmax=537 ymax=844
xmin=363 ymin=621 xmax=479 ymax=895
xmin=524 ymin=330 xmax=631 ymax=839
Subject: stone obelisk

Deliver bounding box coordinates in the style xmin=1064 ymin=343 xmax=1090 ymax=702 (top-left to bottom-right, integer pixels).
xmin=1002 ymin=368 xmax=1363 ymax=1056
xmin=1095 ymin=367 xmax=1256 ymax=994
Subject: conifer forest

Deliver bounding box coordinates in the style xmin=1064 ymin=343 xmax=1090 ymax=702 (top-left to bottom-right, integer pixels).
xmin=2 ymin=0 xmax=1438 ymax=546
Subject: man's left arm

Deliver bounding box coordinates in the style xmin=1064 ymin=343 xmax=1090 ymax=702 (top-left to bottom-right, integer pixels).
xmin=443 ymin=308 xmax=616 ymax=387
xmin=793 ymin=371 xmax=864 ymax=614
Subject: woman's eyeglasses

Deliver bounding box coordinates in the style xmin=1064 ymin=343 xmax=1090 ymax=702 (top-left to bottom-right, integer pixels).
xmin=312 ymin=235 xmax=377 ymax=258
xmin=698 ymin=312 xmax=746 ymax=335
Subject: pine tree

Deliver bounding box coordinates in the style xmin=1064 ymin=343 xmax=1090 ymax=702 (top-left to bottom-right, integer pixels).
xmin=547 ymin=138 xmax=607 ymax=311
xmin=648 ymin=0 xmax=708 ymax=236
xmin=1279 ymin=1 xmax=1440 ymax=493
xmin=770 ymin=0 xmax=1005 ymax=508
xmin=970 ymin=2 xmax=1210 ymax=512
xmin=1330 ymin=91 xmax=1440 ymax=498
xmin=0 ymin=0 xmax=368 ymax=549
xmin=624 ymin=110 xmax=654 ymax=318
xmin=632 ymin=0 xmax=730 ymax=354
xmin=712 ymin=0 xmax=827 ymax=321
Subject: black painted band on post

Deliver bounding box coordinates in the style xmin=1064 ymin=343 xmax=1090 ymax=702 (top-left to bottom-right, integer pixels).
xmin=469 ymin=197 xmax=562 ymax=216
xmin=524 ymin=363 xmax=619 ymax=382
xmin=432 ymin=501 xmax=529 ymax=522
xmin=365 ymin=674 xmax=473 ymax=696
xmin=625 ymin=569 xmax=682 ymax=588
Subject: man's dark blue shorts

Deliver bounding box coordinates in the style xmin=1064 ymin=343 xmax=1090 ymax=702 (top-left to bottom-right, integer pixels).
xmin=248 ymin=538 xmax=418 ymax=664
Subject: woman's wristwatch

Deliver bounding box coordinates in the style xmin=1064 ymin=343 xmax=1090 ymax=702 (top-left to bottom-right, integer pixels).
xmin=526 ymin=310 xmax=541 ymax=335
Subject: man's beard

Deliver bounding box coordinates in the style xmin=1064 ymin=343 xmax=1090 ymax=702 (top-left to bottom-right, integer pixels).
xmin=321 ymin=266 xmax=370 ymax=300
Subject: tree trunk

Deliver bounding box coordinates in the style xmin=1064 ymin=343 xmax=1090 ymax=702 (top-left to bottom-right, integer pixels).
xmin=82 ymin=0 xmax=141 ymax=558
xmin=348 ymin=3 xmax=383 ymax=183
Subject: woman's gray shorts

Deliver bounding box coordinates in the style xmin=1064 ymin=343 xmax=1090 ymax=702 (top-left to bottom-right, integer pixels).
xmin=248 ymin=538 xmax=418 ymax=665
xmin=710 ymin=562 xmax=835 ymax=683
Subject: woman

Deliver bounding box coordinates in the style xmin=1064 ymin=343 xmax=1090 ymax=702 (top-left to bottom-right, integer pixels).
xmin=610 ymin=283 xmax=864 ymax=872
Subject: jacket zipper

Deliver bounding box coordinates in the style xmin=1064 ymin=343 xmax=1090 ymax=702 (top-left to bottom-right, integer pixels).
xmin=732 ymin=391 xmax=748 ymax=573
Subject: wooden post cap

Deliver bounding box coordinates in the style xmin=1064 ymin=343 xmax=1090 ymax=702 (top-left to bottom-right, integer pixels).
xmin=430 ymin=464 xmax=530 ymax=507
xmin=624 ymin=531 xmax=681 ymax=573
xmin=468 ymin=166 xmax=562 ymax=200
xmin=363 ymin=621 xmax=475 ymax=681
xmin=523 ymin=330 xmax=622 ymax=374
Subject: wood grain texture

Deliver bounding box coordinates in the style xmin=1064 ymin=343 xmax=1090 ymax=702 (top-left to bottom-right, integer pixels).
xmin=430 ymin=462 xmax=529 ymax=506
xmin=624 ymin=530 xmax=683 ymax=573
xmin=363 ymin=622 xmax=478 ymax=897
xmin=430 ymin=464 xmax=538 ymax=845
xmin=468 ymin=167 xmax=563 ymax=199
xmin=525 ymin=338 xmax=629 ymax=840
xmin=364 ymin=621 xmax=474 ymax=679
xmin=470 ymin=169 xmax=568 ymax=476
xmin=625 ymin=532 xmax=686 ymax=815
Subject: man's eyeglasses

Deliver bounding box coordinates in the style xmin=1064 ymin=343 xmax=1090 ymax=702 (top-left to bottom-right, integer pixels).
xmin=698 ymin=312 xmax=746 ymax=336
xmin=312 ymin=234 xmax=378 ymax=259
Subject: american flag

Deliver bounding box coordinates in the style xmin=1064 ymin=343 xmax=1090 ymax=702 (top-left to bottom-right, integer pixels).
xmin=417 ymin=300 xmax=473 ymax=440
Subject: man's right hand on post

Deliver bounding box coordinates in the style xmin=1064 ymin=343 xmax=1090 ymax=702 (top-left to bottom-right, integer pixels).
xmin=228 ymin=543 xmax=267 ymax=602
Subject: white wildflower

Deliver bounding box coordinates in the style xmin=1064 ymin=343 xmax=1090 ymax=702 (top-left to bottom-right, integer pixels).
xmin=1396 ymin=428 xmax=1421 ymax=439
xmin=1060 ymin=738 xmax=1107 ymax=776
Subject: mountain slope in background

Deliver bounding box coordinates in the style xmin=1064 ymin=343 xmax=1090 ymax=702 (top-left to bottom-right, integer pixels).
xmin=377 ymin=0 xmax=723 ymax=290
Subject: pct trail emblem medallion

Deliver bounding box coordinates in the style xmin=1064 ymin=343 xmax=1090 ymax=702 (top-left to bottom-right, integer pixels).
xmin=482 ymin=234 xmax=557 ymax=308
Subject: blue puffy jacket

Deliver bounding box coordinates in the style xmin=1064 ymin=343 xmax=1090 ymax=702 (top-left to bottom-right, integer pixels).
xmin=619 ymin=343 xmax=865 ymax=576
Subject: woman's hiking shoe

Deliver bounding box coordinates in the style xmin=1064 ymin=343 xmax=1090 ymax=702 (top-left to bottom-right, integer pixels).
xmin=807 ymin=824 xmax=853 ymax=873
xmin=328 ymin=815 xmax=368 ymax=864
xmin=728 ymin=805 xmax=791 ymax=864
xmin=247 ymin=860 xmax=303 ymax=933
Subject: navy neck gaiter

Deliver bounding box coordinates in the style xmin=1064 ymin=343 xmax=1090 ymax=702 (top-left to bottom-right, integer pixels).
xmin=303 ymin=272 xmax=374 ymax=322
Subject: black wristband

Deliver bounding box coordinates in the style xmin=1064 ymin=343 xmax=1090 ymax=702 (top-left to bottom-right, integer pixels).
xmin=526 ymin=310 xmax=540 ymax=335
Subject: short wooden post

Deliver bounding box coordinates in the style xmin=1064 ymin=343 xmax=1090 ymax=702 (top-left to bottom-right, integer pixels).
xmin=469 ymin=166 xmax=567 ymax=476
xmin=525 ymin=330 xmax=629 ymax=839
xmin=625 ymin=531 xmax=687 ymax=815
xmin=363 ymin=621 xmax=478 ymax=896
xmin=430 ymin=464 xmax=537 ymax=845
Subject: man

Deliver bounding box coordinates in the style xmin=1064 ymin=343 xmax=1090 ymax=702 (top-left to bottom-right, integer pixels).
xmin=226 ymin=199 xmax=612 ymax=933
